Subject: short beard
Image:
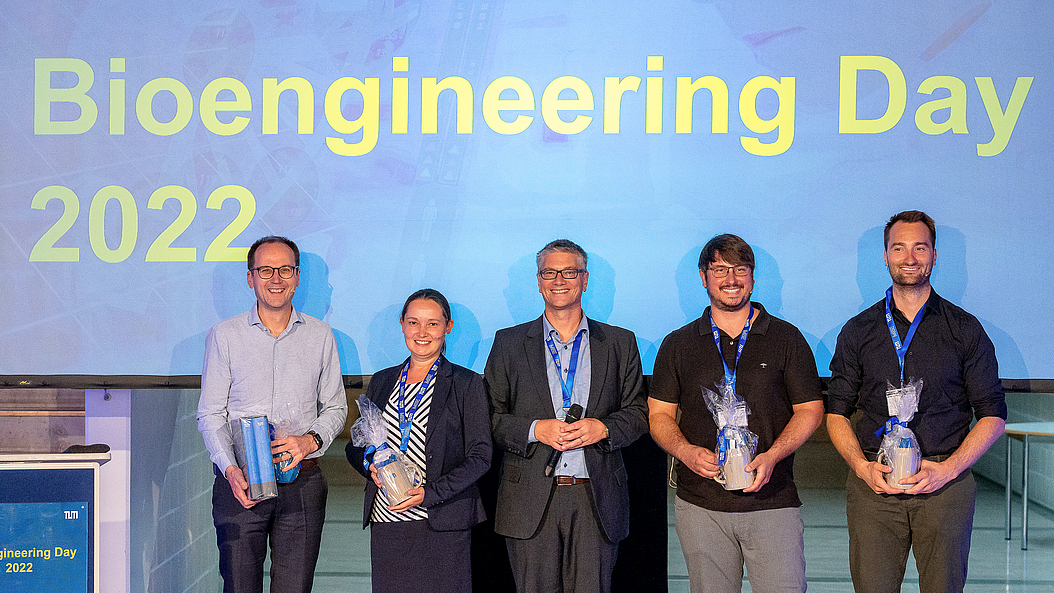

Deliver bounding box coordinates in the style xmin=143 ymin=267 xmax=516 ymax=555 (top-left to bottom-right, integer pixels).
xmin=707 ymin=286 xmax=752 ymax=313
xmin=891 ymin=268 xmax=931 ymax=288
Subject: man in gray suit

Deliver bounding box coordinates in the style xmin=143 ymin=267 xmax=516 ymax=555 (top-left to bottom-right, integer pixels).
xmin=485 ymin=239 xmax=648 ymax=593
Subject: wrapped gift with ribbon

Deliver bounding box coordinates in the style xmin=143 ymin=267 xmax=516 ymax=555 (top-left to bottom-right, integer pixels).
xmin=703 ymin=383 xmax=759 ymax=491
xmin=350 ymin=395 xmax=422 ymax=505
xmin=876 ymin=378 xmax=923 ymax=489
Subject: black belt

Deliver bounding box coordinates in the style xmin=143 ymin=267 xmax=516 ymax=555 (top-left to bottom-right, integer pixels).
xmin=863 ymin=450 xmax=951 ymax=463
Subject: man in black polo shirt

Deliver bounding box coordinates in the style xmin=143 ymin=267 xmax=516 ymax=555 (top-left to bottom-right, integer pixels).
xmin=826 ymin=210 xmax=1006 ymax=593
xmin=649 ymin=234 xmax=823 ymax=593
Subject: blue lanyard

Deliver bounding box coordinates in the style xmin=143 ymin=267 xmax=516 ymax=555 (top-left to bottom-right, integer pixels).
xmin=397 ymin=357 xmax=441 ymax=452
xmin=544 ymin=329 xmax=584 ymax=410
xmin=884 ymin=287 xmax=924 ymax=384
xmin=709 ymin=304 xmax=753 ymax=394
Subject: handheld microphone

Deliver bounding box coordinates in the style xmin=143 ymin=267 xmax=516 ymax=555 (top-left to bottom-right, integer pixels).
xmin=544 ymin=403 xmax=584 ymax=477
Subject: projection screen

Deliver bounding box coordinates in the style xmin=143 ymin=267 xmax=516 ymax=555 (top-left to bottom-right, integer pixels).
xmin=2 ymin=1 xmax=1050 ymax=381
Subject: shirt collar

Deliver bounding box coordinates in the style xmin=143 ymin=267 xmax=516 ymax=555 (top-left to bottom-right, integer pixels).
xmin=699 ymin=301 xmax=770 ymax=336
xmin=247 ymin=305 xmax=303 ymax=334
xmin=542 ymin=313 xmax=589 ymax=343
xmin=890 ymin=289 xmax=942 ymax=323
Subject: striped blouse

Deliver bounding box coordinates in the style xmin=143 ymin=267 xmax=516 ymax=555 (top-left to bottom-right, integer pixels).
xmin=370 ymin=379 xmax=431 ymax=523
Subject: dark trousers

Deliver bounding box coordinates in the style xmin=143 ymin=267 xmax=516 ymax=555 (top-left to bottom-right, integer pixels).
xmin=506 ymin=483 xmax=618 ymax=593
xmin=212 ymin=466 xmax=328 ymax=593
xmin=845 ymin=469 xmax=975 ymax=593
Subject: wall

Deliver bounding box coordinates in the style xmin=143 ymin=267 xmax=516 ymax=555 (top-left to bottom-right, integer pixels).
xmin=0 ymin=388 xmax=84 ymax=453
xmin=130 ymin=389 xmax=219 ymax=593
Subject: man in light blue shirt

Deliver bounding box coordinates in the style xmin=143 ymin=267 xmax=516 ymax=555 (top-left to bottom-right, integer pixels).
xmin=198 ymin=235 xmax=347 ymax=593
xmin=486 ymin=239 xmax=647 ymax=593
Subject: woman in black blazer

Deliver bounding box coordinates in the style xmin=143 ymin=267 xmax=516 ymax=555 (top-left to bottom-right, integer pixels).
xmin=346 ymin=288 xmax=491 ymax=593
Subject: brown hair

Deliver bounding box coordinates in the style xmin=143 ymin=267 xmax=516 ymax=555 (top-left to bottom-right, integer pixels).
xmin=884 ymin=210 xmax=936 ymax=248
xmin=247 ymin=236 xmax=300 ymax=269
xmin=698 ymin=234 xmax=755 ymax=271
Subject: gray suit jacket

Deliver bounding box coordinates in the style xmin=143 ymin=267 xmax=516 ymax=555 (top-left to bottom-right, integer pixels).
xmin=484 ymin=316 xmax=648 ymax=542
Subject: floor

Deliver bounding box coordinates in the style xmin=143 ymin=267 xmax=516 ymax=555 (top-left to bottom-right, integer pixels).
xmin=302 ymin=439 xmax=1054 ymax=592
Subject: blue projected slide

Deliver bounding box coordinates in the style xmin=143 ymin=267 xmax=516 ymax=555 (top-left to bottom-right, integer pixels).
xmin=0 ymin=503 xmax=88 ymax=593
xmin=1 ymin=1 xmax=1051 ymax=378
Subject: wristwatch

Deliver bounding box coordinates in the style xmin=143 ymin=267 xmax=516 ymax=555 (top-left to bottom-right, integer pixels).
xmin=307 ymin=431 xmax=323 ymax=452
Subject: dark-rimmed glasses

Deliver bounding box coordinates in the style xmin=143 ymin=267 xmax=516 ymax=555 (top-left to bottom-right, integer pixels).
xmin=708 ymin=265 xmax=751 ymax=278
xmin=252 ymin=265 xmax=298 ymax=279
xmin=538 ymin=268 xmax=586 ymax=280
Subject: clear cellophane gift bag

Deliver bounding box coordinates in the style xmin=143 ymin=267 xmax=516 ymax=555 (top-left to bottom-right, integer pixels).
xmin=703 ymin=384 xmax=759 ymax=490
xmin=350 ymin=395 xmax=422 ymax=505
xmin=877 ymin=378 xmax=923 ymax=489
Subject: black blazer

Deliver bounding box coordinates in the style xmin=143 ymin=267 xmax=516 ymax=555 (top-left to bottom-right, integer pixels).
xmin=484 ymin=316 xmax=648 ymax=542
xmin=346 ymin=356 xmax=492 ymax=531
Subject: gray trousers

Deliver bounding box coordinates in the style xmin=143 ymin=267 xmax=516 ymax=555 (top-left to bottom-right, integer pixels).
xmin=845 ymin=469 xmax=975 ymax=593
xmin=674 ymin=496 xmax=806 ymax=593
xmin=506 ymin=482 xmax=618 ymax=593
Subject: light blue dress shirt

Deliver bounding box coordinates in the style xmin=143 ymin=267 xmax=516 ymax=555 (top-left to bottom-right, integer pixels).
xmin=529 ymin=314 xmax=591 ymax=478
xmin=197 ymin=306 xmax=348 ymax=473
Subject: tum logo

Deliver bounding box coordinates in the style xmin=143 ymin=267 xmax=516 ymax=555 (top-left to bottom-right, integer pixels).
xmin=64 ymin=510 xmax=79 ymax=520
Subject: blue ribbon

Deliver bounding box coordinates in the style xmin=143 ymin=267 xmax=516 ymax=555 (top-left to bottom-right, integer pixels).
xmin=884 ymin=286 xmax=924 ymax=384
xmin=709 ymin=304 xmax=753 ymax=394
xmin=717 ymin=426 xmax=731 ymax=465
xmin=363 ymin=442 xmax=392 ymax=472
xmin=545 ymin=329 xmax=585 ymax=410
xmin=397 ymin=357 xmax=441 ymax=452
xmin=875 ymin=416 xmax=909 ymax=438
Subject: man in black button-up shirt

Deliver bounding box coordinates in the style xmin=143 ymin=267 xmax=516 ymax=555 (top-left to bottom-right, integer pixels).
xmin=827 ymin=210 xmax=1006 ymax=593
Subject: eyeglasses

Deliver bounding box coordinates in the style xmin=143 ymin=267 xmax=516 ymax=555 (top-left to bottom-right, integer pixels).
xmin=708 ymin=265 xmax=752 ymax=278
xmin=252 ymin=265 xmax=298 ymax=279
xmin=538 ymin=268 xmax=586 ymax=280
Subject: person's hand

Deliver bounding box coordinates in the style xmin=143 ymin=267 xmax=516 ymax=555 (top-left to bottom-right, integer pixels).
xmin=367 ymin=463 xmax=384 ymax=489
xmin=851 ymin=458 xmax=904 ymax=495
xmin=559 ymin=418 xmax=608 ymax=449
xmin=386 ymin=487 xmax=425 ymax=512
xmin=534 ymin=419 xmax=572 ymax=450
xmin=900 ymin=459 xmax=959 ymax=495
xmin=271 ymin=434 xmax=317 ymax=468
xmin=224 ymin=465 xmax=258 ymax=509
xmin=679 ymin=445 xmax=720 ymax=479
xmin=743 ymin=450 xmax=778 ymax=492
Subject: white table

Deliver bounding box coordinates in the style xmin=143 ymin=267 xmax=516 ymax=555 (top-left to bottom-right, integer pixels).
xmin=1004 ymin=422 xmax=1054 ymax=550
